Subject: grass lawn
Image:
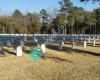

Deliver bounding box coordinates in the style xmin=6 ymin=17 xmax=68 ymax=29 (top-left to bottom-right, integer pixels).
xmin=0 ymin=43 xmax=100 ymax=80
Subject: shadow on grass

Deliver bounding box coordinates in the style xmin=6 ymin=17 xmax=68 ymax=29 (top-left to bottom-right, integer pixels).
xmin=42 ymin=53 xmax=73 ymax=64
xmin=23 ymin=49 xmax=31 ymax=54
xmin=73 ymin=48 xmax=100 ymax=56
xmin=4 ymin=48 xmax=16 ymax=56
xmin=0 ymin=50 xmax=6 ymax=57
xmin=47 ymin=56 xmax=73 ymax=63
xmin=47 ymin=45 xmax=100 ymax=57
xmin=47 ymin=45 xmax=73 ymax=53
xmin=42 ymin=53 xmax=73 ymax=63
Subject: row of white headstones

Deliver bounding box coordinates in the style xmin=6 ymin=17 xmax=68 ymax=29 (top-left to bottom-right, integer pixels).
xmin=58 ymin=37 xmax=96 ymax=50
xmin=0 ymin=36 xmax=98 ymax=57
xmin=35 ymin=36 xmax=97 ymax=51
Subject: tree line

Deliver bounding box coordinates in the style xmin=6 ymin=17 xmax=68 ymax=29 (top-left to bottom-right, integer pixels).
xmin=0 ymin=0 xmax=99 ymax=34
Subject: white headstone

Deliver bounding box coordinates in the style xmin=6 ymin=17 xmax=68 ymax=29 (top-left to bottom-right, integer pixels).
xmin=7 ymin=41 xmax=11 ymax=46
xmin=76 ymin=36 xmax=78 ymax=40
xmin=61 ymin=41 xmax=64 ymax=46
xmin=93 ymin=36 xmax=95 ymax=40
xmin=93 ymin=40 xmax=96 ymax=47
xmin=16 ymin=46 xmax=23 ymax=57
xmin=41 ymin=44 xmax=46 ymax=53
xmin=58 ymin=43 xmax=62 ymax=51
xmin=81 ymin=36 xmax=83 ymax=40
xmin=24 ymin=36 xmax=27 ymax=42
xmin=37 ymin=44 xmax=40 ymax=48
xmin=72 ymin=41 xmax=75 ymax=49
xmin=35 ymin=39 xmax=38 ymax=42
xmin=97 ymin=36 xmax=99 ymax=40
xmin=88 ymin=37 xmax=90 ymax=43
xmin=63 ymin=37 xmax=65 ymax=41
xmin=34 ymin=38 xmax=38 ymax=42
xmin=20 ymin=41 xmax=24 ymax=47
xmin=83 ymin=41 xmax=87 ymax=48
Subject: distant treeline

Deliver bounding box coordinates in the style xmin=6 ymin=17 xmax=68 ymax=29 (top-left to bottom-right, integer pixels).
xmin=0 ymin=0 xmax=100 ymax=34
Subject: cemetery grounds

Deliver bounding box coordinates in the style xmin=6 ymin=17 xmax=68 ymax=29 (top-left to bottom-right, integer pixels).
xmin=0 ymin=40 xmax=100 ymax=80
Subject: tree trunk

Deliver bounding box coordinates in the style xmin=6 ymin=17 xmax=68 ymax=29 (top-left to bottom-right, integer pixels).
xmin=76 ymin=24 xmax=78 ymax=34
xmin=2 ymin=26 xmax=5 ymax=33
xmin=95 ymin=24 xmax=96 ymax=34
xmin=90 ymin=24 xmax=91 ymax=34
xmin=71 ymin=26 xmax=73 ymax=34
xmin=65 ymin=25 xmax=66 ymax=34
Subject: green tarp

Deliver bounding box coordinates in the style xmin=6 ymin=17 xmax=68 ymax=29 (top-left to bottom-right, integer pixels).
xmin=28 ymin=47 xmax=43 ymax=62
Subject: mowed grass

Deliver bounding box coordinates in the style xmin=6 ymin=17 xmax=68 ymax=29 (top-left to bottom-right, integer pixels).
xmin=0 ymin=44 xmax=100 ymax=80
